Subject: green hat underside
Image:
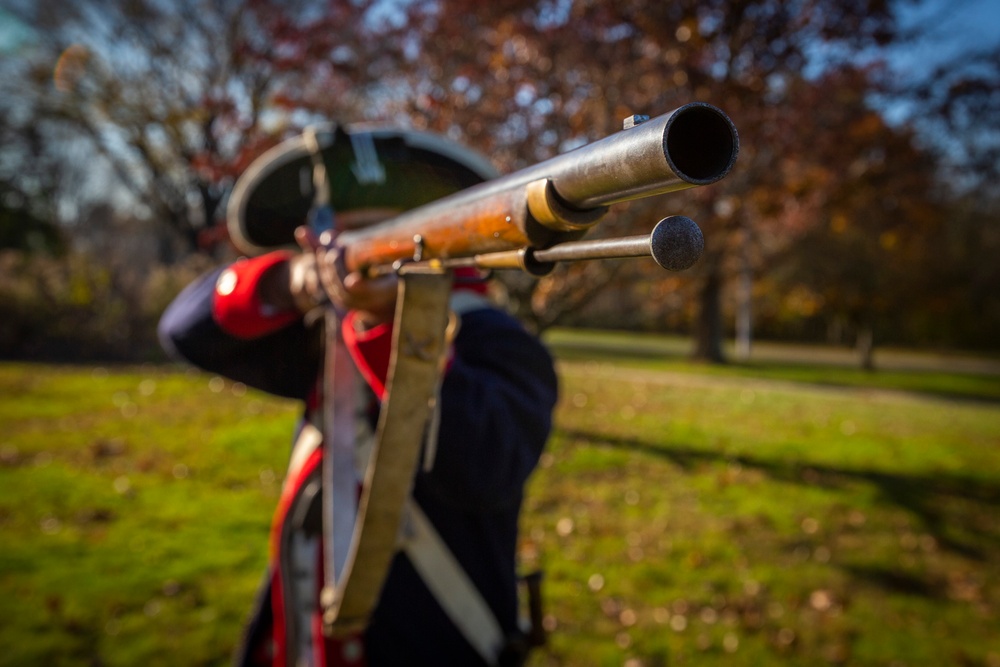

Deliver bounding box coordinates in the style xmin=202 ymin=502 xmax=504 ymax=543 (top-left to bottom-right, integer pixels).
xmin=227 ymin=125 xmax=498 ymax=255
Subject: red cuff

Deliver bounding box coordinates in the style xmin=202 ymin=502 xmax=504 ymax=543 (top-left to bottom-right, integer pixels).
xmin=212 ymin=251 xmax=300 ymax=339
xmin=342 ymin=312 xmax=393 ymax=399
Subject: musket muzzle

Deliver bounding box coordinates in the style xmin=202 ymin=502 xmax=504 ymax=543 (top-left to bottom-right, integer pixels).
xmin=546 ymin=103 xmax=739 ymax=209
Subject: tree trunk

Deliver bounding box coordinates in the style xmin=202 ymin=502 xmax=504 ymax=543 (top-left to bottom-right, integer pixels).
xmin=735 ymin=249 xmax=753 ymax=361
xmin=857 ymin=324 xmax=875 ymax=371
xmin=692 ymin=266 xmax=726 ymax=363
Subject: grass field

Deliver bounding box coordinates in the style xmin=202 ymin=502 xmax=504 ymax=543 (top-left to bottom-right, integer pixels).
xmin=1 ymin=333 xmax=998 ymax=666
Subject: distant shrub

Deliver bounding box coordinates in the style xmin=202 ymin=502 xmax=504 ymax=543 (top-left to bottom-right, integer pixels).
xmin=0 ymin=250 xmax=213 ymax=362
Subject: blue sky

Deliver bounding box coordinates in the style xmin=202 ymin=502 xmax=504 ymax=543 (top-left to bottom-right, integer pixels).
xmin=890 ymin=0 xmax=1000 ymax=72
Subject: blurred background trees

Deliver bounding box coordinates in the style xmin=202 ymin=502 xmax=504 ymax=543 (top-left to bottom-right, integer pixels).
xmin=0 ymin=0 xmax=997 ymax=363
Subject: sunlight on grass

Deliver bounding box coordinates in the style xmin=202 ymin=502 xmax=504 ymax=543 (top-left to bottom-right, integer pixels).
xmin=1 ymin=346 xmax=998 ymax=666
xmin=0 ymin=363 xmax=298 ymax=667
xmin=520 ymin=353 xmax=999 ymax=666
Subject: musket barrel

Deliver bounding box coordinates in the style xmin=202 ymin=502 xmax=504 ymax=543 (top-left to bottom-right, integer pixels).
xmin=338 ymin=104 xmax=736 ymax=272
xmin=395 ymin=102 xmax=738 ymax=212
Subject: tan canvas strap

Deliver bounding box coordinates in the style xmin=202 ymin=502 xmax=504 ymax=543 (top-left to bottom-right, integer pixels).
xmin=322 ymin=270 xmax=453 ymax=636
xmin=401 ymin=502 xmax=505 ymax=663
xmin=418 ymin=290 xmax=489 ymax=475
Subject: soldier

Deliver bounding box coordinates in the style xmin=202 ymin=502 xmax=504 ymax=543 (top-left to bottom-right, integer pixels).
xmin=159 ymin=127 xmax=557 ymax=667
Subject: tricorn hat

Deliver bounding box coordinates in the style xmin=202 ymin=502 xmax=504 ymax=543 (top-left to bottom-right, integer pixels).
xmin=227 ymin=124 xmax=499 ymax=255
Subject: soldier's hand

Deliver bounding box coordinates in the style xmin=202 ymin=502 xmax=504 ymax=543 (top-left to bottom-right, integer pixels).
xmin=285 ymin=252 xmax=325 ymax=313
xmin=295 ymin=226 xmax=398 ymax=328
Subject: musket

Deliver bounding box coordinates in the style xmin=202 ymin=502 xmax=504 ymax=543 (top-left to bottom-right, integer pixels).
xmin=229 ymin=103 xmax=738 ymax=651
xmin=336 ymin=102 xmax=738 ymax=277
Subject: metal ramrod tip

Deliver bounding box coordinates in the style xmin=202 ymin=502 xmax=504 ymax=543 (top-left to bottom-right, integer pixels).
xmin=649 ymin=216 xmax=705 ymax=271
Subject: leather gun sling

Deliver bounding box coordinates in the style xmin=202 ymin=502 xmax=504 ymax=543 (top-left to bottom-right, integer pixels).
xmin=321 ymin=270 xmax=452 ymax=635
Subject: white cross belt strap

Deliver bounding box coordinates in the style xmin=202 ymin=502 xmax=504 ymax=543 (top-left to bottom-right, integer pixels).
xmin=400 ymin=502 xmax=505 ymax=663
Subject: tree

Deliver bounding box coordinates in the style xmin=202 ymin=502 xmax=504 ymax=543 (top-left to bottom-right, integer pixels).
xmin=765 ymin=67 xmax=944 ymax=368
xmin=0 ymin=181 xmax=63 ymax=254
xmin=1 ymin=0 xmax=352 ymax=261
xmin=279 ymin=0 xmax=915 ymax=359
xmin=4 ymin=0 xmax=937 ymax=358
xmin=0 ymin=107 xmax=64 ymax=254
xmin=891 ymin=42 xmax=1000 ymax=350
xmin=917 ymin=191 xmax=1000 ymax=350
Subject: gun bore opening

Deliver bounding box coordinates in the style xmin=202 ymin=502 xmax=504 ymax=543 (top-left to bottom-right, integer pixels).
xmin=664 ymin=104 xmax=739 ymax=185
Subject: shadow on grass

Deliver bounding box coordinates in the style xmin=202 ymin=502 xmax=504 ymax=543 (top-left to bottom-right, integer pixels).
xmin=839 ymin=564 xmax=947 ymax=598
xmin=557 ymin=427 xmax=1000 ymax=570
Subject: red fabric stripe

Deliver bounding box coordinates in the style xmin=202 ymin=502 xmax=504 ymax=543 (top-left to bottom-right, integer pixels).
xmin=268 ymin=446 xmax=322 ymax=667
xmin=270 ymin=567 xmax=287 ymax=667
xmin=453 ymin=266 xmax=489 ymax=294
xmin=270 ymin=446 xmax=322 ymax=560
xmin=341 ymin=312 xmax=393 ymax=400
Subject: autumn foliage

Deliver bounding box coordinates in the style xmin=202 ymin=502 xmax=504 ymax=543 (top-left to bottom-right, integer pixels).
xmin=1 ymin=0 xmax=998 ymax=361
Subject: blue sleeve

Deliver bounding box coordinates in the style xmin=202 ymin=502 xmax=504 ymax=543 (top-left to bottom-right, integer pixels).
xmin=157 ymin=267 xmax=319 ymax=400
xmin=414 ymin=307 xmax=558 ymax=511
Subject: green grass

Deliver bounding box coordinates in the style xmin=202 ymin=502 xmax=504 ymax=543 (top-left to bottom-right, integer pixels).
xmin=0 ymin=363 xmax=298 ymax=667
xmin=1 ymin=335 xmax=999 ymax=666
xmin=526 ymin=360 xmax=999 ymax=666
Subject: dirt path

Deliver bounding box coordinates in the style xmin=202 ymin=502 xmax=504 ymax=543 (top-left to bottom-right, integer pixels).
xmin=555 ymin=360 xmax=999 ymax=409
xmin=743 ymin=341 xmax=1000 ymax=376
xmin=545 ymin=330 xmax=1000 ymax=376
